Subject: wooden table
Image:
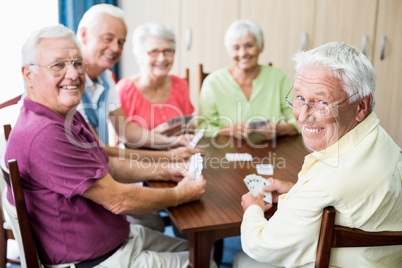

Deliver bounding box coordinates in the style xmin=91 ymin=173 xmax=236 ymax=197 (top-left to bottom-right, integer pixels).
xmin=149 ymin=135 xmax=309 ymax=268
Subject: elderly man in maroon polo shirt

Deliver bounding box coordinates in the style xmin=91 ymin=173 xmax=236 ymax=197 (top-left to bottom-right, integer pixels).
xmin=5 ymin=24 xmax=212 ymax=267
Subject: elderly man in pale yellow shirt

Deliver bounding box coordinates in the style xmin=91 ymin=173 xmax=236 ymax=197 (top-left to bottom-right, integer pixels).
xmin=235 ymin=42 xmax=402 ymax=268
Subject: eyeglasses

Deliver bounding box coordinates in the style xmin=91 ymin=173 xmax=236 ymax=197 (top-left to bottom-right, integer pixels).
xmin=30 ymin=58 xmax=88 ymax=77
xmin=285 ymin=86 xmax=358 ymax=115
xmin=147 ymin=49 xmax=175 ymax=57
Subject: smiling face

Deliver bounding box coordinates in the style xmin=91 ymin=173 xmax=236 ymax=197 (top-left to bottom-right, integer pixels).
xmin=228 ymin=33 xmax=262 ymax=71
xmin=293 ymin=66 xmax=360 ymax=151
xmin=81 ymin=14 xmax=127 ymax=79
xmin=138 ymin=36 xmax=175 ymax=78
xmin=23 ymin=37 xmax=85 ymax=118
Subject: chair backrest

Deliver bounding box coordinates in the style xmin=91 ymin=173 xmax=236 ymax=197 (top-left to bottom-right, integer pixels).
xmin=198 ymin=64 xmax=209 ymax=93
xmin=1 ymin=123 xmax=22 ymax=268
xmin=0 ymin=189 xmax=20 ymax=268
xmin=7 ymin=160 xmax=40 ymax=268
xmin=315 ymin=206 xmax=402 ymax=268
xmin=0 ymin=95 xmax=22 ymax=110
xmin=184 ymin=68 xmax=190 ymax=88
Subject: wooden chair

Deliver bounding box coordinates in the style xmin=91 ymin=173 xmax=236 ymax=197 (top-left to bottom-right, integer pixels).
xmin=0 ymin=190 xmax=19 ymax=268
xmin=198 ymin=64 xmax=209 ymax=93
xmin=184 ymin=68 xmax=190 ymax=88
xmin=0 ymin=124 xmax=21 ymax=268
xmin=315 ymin=206 xmax=402 ymax=268
xmin=6 ymin=160 xmax=40 ymax=268
xmin=1 ymin=124 xmax=40 ymax=268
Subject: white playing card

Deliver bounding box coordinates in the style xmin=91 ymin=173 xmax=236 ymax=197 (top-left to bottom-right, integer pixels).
xmin=225 ymin=153 xmax=253 ymax=162
xmin=189 ymin=128 xmax=205 ymax=148
xmin=188 ymin=153 xmax=203 ymax=179
xmin=258 ymin=179 xmax=273 ymax=203
xmin=244 ymin=174 xmax=272 ymax=203
xmin=256 ymin=164 xmax=274 ymax=175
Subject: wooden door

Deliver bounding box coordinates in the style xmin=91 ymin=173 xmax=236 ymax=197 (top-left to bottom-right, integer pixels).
xmin=372 ymin=0 xmax=402 ymax=146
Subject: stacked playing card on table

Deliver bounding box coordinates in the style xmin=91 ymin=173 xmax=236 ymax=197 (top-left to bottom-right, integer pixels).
xmin=188 ymin=153 xmax=203 ymax=179
xmin=225 ymin=153 xmax=253 ymax=161
xmin=256 ymin=164 xmax=274 ymax=175
xmin=243 ymin=174 xmax=272 ymax=203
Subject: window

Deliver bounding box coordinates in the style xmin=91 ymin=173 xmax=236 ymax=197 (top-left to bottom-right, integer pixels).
xmin=0 ymin=0 xmax=58 ymax=104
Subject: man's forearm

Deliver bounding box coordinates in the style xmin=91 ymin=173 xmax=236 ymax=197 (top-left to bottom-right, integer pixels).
xmin=108 ymin=157 xmax=168 ymax=183
xmin=124 ymin=122 xmax=178 ymax=149
xmin=103 ymin=145 xmax=172 ymax=161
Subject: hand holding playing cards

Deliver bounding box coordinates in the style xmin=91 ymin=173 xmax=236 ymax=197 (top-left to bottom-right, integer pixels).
xmin=263 ymin=178 xmax=295 ymax=203
xmin=176 ymin=133 xmax=196 ymax=147
xmin=241 ymin=192 xmax=272 ymax=212
xmin=169 ymin=146 xmax=203 ymax=161
xmin=166 ymin=162 xmax=187 ymax=183
xmin=233 ymin=121 xmax=253 ymax=139
xmin=152 ymin=122 xmax=172 ymax=134
xmin=175 ymin=172 xmax=206 ymax=205
xmin=253 ymin=122 xmax=277 ymax=140
xmin=218 ymin=121 xmax=252 ymax=139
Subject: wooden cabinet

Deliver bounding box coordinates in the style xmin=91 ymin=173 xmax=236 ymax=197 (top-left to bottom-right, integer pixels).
xmin=119 ymin=0 xmax=401 ymax=145
xmin=240 ymin=0 xmax=315 ymax=79
xmin=180 ymin=0 xmax=240 ymax=110
xmin=119 ymin=0 xmax=181 ymax=78
xmin=372 ymin=0 xmax=402 ymax=146
xmin=313 ymin=0 xmax=378 ymax=62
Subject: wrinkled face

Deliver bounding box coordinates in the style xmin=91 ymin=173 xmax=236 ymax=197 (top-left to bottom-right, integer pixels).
xmin=138 ymin=36 xmax=175 ymax=78
xmin=228 ymin=33 xmax=262 ymax=71
xmin=293 ymin=66 xmax=359 ymax=151
xmin=24 ymin=37 xmax=85 ymax=118
xmin=81 ymin=14 xmax=127 ymax=75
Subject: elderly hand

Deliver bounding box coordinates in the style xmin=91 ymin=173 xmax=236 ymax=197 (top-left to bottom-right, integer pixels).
xmin=175 ymin=172 xmax=206 ymax=205
xmin=152 ymin=122 xmax=171 ymax=134
xmin=169 ymin=146 xmax=203 ymax=161
xmin=232 ymin=121 xmax=253 ymax=139
xmin=159 ymin=133 xmax=194 ymax=149
xmin=158 ymin=122 xmax=186 ymax=137
xmin=166 ymin=162 xmax=187 ymax=182
xmin=253 ymin=122 xmax=277 ymax=140
xmin=241 ymin=192 xmax=272 ymax=212
xmin=262 ymin=178 xmax=295 ymax=203
xmin=175 ymin=133 xmax=195 ymax=147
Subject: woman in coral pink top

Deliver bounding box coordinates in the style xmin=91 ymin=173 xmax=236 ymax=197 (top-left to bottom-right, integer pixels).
xmin=116 ymin=23 xmax=194 ymax=133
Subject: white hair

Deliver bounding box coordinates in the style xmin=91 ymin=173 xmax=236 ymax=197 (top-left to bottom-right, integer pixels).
xmin=293 ymin=41 xmax=376 ymax=108
xmin=21 ymin=24 xmax=79 ymax=66
xmin=77 ymin=4 xmax=126 ymax=43
xmin=132 ymin=23 xmax=176 ymax=57
xmin=224 ymin=20 xmax=264 ymax=52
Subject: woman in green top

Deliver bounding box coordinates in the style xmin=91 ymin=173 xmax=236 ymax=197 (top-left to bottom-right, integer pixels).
xmin=199 ymin=20 xmax=299 ymax=140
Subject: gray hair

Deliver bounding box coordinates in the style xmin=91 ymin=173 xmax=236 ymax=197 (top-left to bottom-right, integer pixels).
xmin=224 ymin=20 xmax=264 ymax=52
xmin=21 ymin=24 xmax=79 ymax=66
xmin=77 ymin=4 xmax=126 ymax=43
xmin=293 ymin=41 xmax=376 ymax=108
xmin=132 ymin=23 xmax=176 ymax=57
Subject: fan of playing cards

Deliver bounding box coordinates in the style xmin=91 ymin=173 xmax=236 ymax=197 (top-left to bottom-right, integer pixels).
xmin=243 ymin=174 xmax=272 ymax=203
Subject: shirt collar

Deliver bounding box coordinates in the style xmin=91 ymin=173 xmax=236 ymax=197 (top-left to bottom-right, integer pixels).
xmin=302 ymin=112 xmax=379 ymax=170
xmin=23 ymin=98 xmax=85 ymax=135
